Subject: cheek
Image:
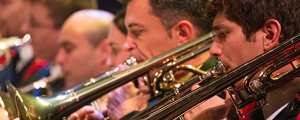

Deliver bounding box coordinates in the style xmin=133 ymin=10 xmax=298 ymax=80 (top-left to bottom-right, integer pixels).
xmin=66 ymin=53 xmax=85 ymax=69
xmin=31 ymin=30 xmax=44 ymax=42
xmin=75 ymin=48 xmax=96 ymax=63
xmin=222 ymin=41 xmax=246 ymax=66
xmin=31 ymin=35 xmax=42 ymax=47
xmin=151 ymin=39 xmax=174 ymax=56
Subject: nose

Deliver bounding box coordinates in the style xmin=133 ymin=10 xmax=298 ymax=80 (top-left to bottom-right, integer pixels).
xmin=55 ymin=49 xmax=66 ymax=66
xmin=123 ymin=36 xmax=137 ymax=52
xmin=209 ymin=39 xmax=223 ymax=57
xmin=21 ymin=19 xmax=30 ymax=35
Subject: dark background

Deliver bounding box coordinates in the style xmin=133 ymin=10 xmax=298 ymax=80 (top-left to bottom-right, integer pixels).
xmin=97 ymin=0 xmax=124 ymax=14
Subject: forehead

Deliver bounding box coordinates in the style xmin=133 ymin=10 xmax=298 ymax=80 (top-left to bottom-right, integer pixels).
xmin=213 ymin=12 xmax=240 ymax=31
xmin=125 ymin=0 xmax=161 ymax=28
xmin=0 ymin=0 xmax=23 ymax=11
xmin=30 ymin=3 xmax=51 ymax=22
xmin=108 ymin=24 xmax=125 ymax=41
xmin=60 ymin=21 xmax=89 ymax=43
xmin=0 ymin=0 xmax=15 ymax=6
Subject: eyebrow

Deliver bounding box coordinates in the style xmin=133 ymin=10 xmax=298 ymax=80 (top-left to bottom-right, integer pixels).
xmin=213 ymin=23 xmax=229 ymax=31
xmin=212 ymin=26 xmax=220 ymax=31
xmin=109 ymin=42 xmax=116 ymax=46
xmin=128 ymin=23 xmax=143 ymax=28
xmin=60 ymin=40 xmax=74 ymax=47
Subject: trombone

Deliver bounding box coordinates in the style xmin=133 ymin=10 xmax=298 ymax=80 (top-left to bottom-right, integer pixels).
xmin=1 ymin=32 xmax=216 ymax=120
xmin=131 ymin=34 xmax=300 ymax=119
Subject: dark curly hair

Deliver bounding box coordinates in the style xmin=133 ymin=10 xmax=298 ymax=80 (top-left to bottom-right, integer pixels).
xmin=206 ymin=0 xmax=300 ymax=42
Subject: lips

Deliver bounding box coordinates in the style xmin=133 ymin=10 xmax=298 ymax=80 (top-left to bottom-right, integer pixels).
xmin=136 ymin=59 xmax=144 ymax=64
xmin=131 ymin=55 xmax=145 ymax=64
xmin=224 ymin=65 xmax=230 ymax=71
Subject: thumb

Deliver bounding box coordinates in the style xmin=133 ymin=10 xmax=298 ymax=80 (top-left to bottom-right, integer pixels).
xmin=224 ymin=90 xmax=233 ymax=104
xmin=138 ymin=77 xmax=150 ymax=94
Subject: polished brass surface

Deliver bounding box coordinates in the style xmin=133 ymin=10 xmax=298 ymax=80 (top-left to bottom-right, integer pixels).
xmin=134 ymin=34 xmax=300 ymax=119
xmin=130 ymin=61 xmax=226 ymax=119
xmin=0 ymin=34 xmax=31 ymax=119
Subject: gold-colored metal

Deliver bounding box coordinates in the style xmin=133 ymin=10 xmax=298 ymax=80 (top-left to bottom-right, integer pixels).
xmin=133 ymin=34 xmax=300 ymax=119
xmin=0 ymin=34 xmax=31 ymax=119
xmin=130 ymin=61 xmax=226 ymax=119
xmin=18 ymin=73 xmax=64 ymax=96
xmin=1 ymin=32 xmax=215 ymax=120
xmin=152 ymin=64 xmax=207 ymax=96
xmin=0 ymin=91 xmax=18 ymax=120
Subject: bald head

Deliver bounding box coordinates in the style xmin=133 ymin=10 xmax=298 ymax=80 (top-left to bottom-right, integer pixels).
xmin=57 ymin=10 xmax=114 ymax=88
xmin=62 ymin=10 xmax=114 ymax=47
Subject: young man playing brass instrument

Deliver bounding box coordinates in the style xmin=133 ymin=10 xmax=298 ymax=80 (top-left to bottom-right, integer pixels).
xmin=187 ymin=0 xmax=300 ymax=119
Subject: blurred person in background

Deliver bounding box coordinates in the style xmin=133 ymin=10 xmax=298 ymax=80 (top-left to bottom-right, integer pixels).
xmin=106 ymin=8 xmax=130 ymax=68
xmin=0 ymin=0 xmax=38 ymax=92
xmin=21 ymin=0 xmax=96 ymax=94
xmin=55 ymin=9 xmax=114 ymax=90
xmin=67 ymin=8 xmax=132 ymax=120
xmin=56 ymin=9 xmax=114 ymax=120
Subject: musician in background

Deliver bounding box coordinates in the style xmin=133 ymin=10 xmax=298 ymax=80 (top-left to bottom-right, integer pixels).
xmin=106 ymin=8 xmax=130 ymax=68
xmin=0 ymin=0 xmax=37 ymax=92
xmin=67 ymin=8 xmax=131 ymax=120
xmin=188 ymin=0 xmax=300 ymax=119
xmin=22 ymin=0 xmax=95 ymax=94
xmin=55 ymin=9 xmax=113 ymax=90
xmin=0 ymin=0 xmax=29 ymax=38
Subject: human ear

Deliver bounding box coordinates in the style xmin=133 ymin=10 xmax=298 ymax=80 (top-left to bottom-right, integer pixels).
xmin=263 ymin=19 xmax=281 ymax=51
xmin=97 ymin=38 xmax=111 ymax=64
xmin=172 ymin=20 xmax=196 ymax=46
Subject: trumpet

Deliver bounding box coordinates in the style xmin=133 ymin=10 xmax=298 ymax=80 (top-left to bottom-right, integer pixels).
xmin=133 ymin=34 xmax=300 ymax=119
xmin=0 ymin=32 xmax=215 ymax=120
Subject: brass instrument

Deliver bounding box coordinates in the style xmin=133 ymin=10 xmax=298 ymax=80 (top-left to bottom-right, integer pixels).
xmin=0 ymin=34 xmax=31 ymax=120
xmin=18 ymin=72 xmax=64 ymax=96
xmin=18 ymin=56 xmax=137 ymax=96
xmin=132 ymin=34 xmax=300 ymax=119
xmin=130 ymin=61 xmax=226 ymax=119
xmin=0 ymin=32 xmax=215 ymax=120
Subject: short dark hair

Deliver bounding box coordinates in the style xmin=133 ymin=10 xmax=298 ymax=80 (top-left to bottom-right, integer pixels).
xmin=150 ymin=0 xmax=212 ymax=37
xmin=206 ymin=0 xmax=300 ymax=42
xmin=124 ymin=0 xmax=212 ymax=37
xmin=113 ymin=7 xmax=127 ymax=35
xmin=29 ymin=0 xmax=96 ymax=29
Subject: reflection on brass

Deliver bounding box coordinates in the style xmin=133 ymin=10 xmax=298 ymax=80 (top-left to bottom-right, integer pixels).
xmin=0 ymin=32 xmax=215 ymax=120
xmin=27 ymin=102 xmax=36 ymax=117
